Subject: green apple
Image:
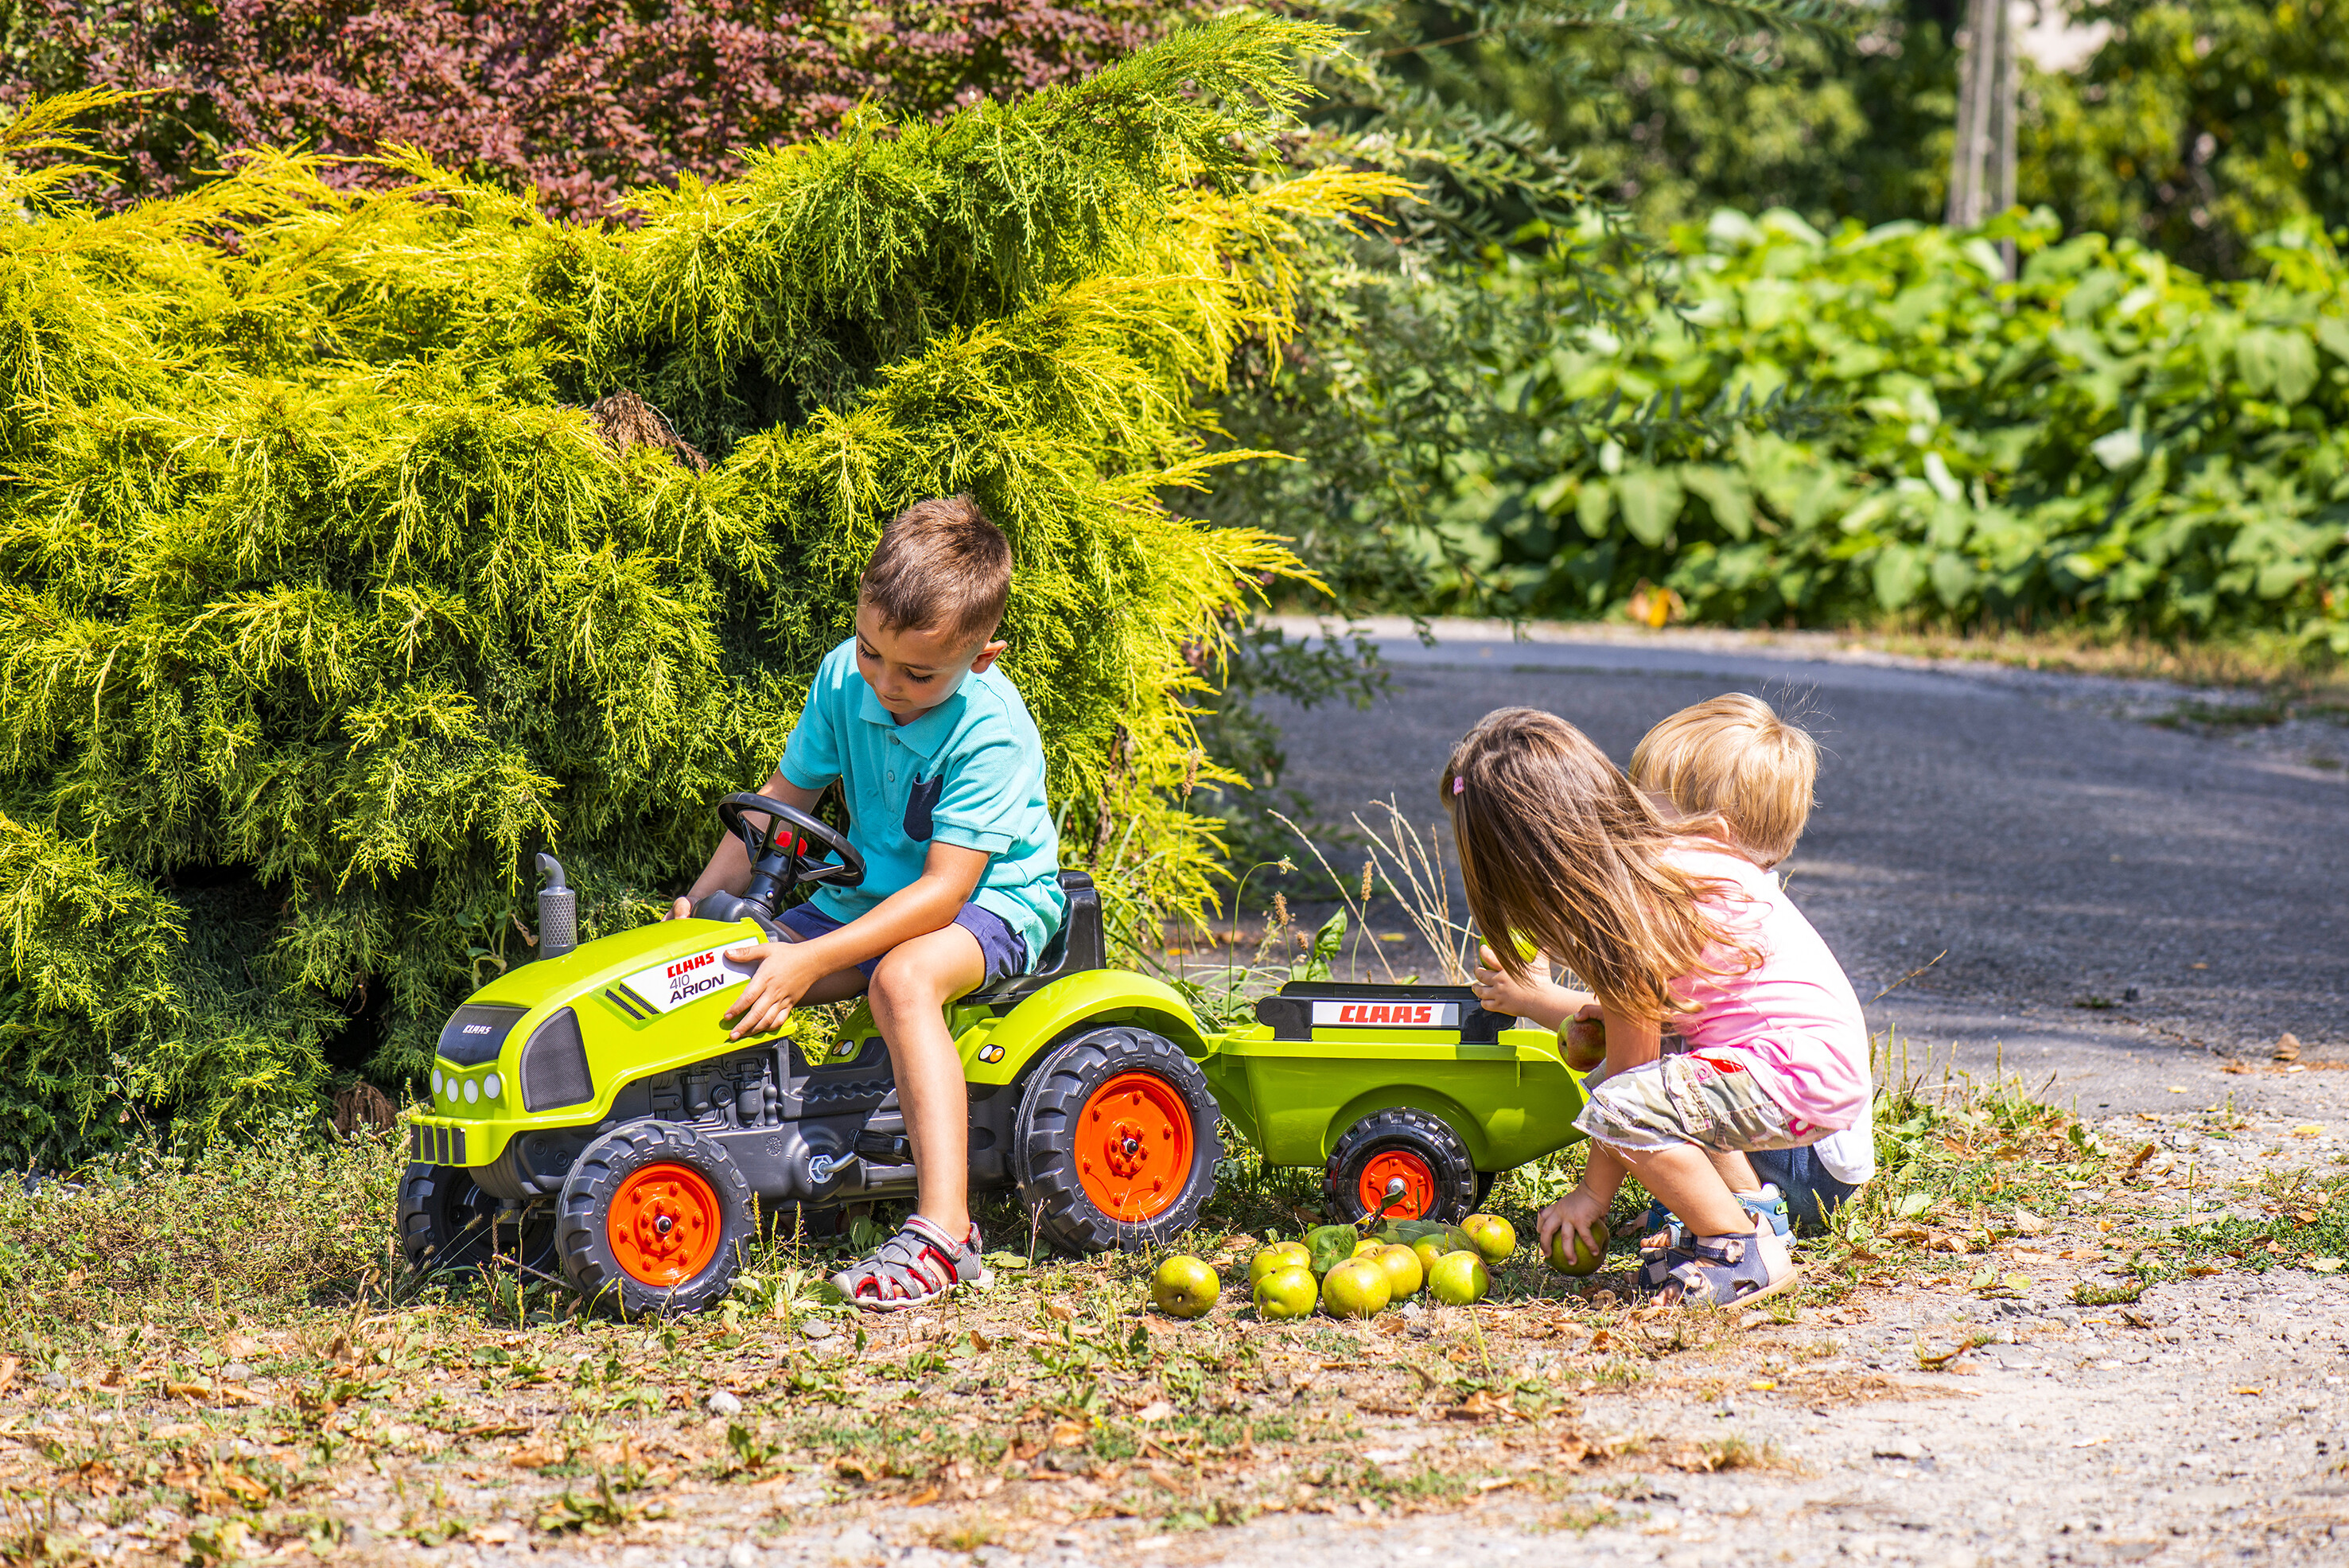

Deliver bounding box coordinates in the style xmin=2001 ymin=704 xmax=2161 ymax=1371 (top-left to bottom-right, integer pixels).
xmin=1461 ymin=1213 xmax=1517 ymax=1264
xmin=1151 ymin=1255 xmax=1219 ymax=1319
xmin=1320 ymin=1257 xmax=1392 ymax=1319
xmin=1254 ymin=1266 xmax=1318 ymax=1321
xmin=1427 ymin=1250 xmax=1490 ymax=1305
xmin=1545 ymin=1221 xmax=1610 ymax=1277
xmin=1248 ymin=1241 xmax=1313 ymax=1286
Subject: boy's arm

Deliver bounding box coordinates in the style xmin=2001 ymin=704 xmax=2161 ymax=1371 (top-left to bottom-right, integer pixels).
xmin=670 ymin=770 xmax=825 ymax=920
xmin=721 ymin=840 xmax=990 ymax=1039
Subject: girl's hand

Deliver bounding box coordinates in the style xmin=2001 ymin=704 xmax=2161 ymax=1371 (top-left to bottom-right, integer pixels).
xmin=721 ymin=943 xmax=818 ymax=1039
xmin=1471 ymin=944 xmax=1559 ymax=1021
xmin=1535 ymin=1184 xmax=1611 ymax=1263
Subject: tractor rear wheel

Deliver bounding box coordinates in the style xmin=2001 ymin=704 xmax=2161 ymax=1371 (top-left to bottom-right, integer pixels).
xmin=555 ymin=1122 xmax=754 ymax=1318
xmin=1014 ymin=1027 xmax=1219 ymax=1254
xmin=1323 ymin=1107 xmax=1478 ymax=1225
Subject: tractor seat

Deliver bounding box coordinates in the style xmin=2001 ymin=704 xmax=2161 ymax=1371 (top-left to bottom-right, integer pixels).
xmin=969 ymin=870 xmax=1104 ymax=1005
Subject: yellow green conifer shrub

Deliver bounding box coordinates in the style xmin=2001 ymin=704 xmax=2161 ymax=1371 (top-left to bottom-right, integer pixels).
xmin=0 ymin=18 xmax=1398 ymax=1158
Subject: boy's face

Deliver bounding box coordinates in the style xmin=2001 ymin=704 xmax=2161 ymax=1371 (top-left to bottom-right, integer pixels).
xmin=853 ymin=604 xmax=1005 ymax=721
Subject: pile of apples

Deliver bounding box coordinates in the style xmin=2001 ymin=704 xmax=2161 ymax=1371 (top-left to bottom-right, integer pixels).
xmin=1149 ymin=1213 xmax=1524 ymax=1321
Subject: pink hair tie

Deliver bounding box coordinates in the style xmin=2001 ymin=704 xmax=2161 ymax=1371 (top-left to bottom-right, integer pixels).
xmin=1452 ymin=776 xmax=1465 ymax=795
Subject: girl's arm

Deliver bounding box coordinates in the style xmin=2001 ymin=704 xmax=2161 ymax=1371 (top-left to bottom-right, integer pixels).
xmin=1469 ymin=944 xmax=1593 ymax=1030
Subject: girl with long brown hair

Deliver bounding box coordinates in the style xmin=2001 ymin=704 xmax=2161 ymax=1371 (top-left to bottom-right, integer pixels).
xmin=1443 ymin=708 xmax=1869 ymax=1305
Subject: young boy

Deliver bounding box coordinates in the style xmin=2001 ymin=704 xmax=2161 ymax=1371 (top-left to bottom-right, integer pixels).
xmin=1470 ymin=693 xmax=1875 ymax=1234
xmin=670 ymin=496 xmax=1063 ymax=1309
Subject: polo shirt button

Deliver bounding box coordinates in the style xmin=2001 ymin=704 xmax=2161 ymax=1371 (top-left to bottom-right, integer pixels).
xmin=888 ymin=771 xmax=896 ymax=782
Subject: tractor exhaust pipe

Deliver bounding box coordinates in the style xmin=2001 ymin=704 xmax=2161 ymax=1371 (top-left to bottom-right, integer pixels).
xmin=535 ymin=853 xmax=577 ymax=960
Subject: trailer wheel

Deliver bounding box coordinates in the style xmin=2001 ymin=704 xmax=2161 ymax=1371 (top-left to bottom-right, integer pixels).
xmin=1014 ymin=1027 xmax=1219 ymax=1255
xmin=1323 ymin=1107 xmax=1479 ymax=1225
xmin=555 ymin=1122 xmax=754 ymax=1318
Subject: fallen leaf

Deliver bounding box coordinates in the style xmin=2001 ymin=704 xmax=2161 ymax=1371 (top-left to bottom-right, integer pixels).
xmin=969 ymin=1331 xmax=994 ymax=1355
xmin=2275 ymin=1033 xmax=2302 ymax=1063
xmin=2012 ymin=1207 xmax=2048 ymax=1236
xmin=2067 ymin=1435 xmax=2112 ymax=1449
xmin=903 ymin=1485 xmax=941 ymax=1507
xmin=0 ymin=1356 xmax=16 ymax=1395
xmin=1748 ymin=1380 xmax=1777 ymax=1392
xmin=2231 ymin=1386 xmax=2264 ymax=1395
xmin=1049 ymin=1421 xmax=1090 ymax=1448
xmin=1134 ymin=1400 xmax=1174 ymax=1423
xmin=1044 ymin=1302 xmax=1075 ymax=1324
xmin=2292 ymin=1125 xmax=2326 ymax=1138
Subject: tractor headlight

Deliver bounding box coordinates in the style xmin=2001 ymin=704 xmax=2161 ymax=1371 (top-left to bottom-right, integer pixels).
xmin=484 ymin=1072 xmax=502 ymax=1102
xmin=463 ymin=1078 xmax=480 ymax=1104
xmin=431 ymin=1068 xmax=443 ymax=1097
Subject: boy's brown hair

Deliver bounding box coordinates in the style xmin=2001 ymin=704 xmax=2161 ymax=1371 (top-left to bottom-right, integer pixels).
xmin=858 ymin=495 xmax=1011 ymax=646
xmin=1629 ymin=693 xmax=1817 ymax=868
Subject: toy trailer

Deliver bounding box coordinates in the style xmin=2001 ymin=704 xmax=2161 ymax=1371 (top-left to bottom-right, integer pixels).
xmin=402 ymin=794 xmax=1587 ymax=1316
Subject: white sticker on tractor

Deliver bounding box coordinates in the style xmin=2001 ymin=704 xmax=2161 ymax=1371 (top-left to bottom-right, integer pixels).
xmin=1311 ymin=999 xmax=1460 ymax=1029
xmin=618 ymin=944 xmax=758 ymax=1014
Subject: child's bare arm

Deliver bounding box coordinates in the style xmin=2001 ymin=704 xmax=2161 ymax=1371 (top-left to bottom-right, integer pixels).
xmin=721 ymin=841 xmax=990 ymax=1038
xmin=1470 ymin=944 xmax=1593 ymax=1030
xmin=670 ymin=770 xmax=826 ymax=920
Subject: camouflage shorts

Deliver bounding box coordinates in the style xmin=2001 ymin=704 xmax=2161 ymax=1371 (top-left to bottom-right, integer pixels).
xmin=1573 ymin=1054 xmax=1806 ymax=1155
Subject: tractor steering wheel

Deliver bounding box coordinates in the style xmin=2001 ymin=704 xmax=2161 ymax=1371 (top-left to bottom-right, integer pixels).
xmin=694 ymin=793 xmax=863 ymax=924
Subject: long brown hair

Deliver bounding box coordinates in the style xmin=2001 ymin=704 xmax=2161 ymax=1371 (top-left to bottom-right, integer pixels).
xmin=1442 ymin=707 xmax=1742 ymax=1023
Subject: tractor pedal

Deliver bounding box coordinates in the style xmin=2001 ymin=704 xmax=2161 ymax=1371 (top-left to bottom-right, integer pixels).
xmin=853 ymin=1130 xmax=913 ymax=1165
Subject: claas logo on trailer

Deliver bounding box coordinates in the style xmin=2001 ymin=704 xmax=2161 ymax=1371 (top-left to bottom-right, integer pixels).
xmin=1309 ymin=1000 xmax=1461 ymax=1029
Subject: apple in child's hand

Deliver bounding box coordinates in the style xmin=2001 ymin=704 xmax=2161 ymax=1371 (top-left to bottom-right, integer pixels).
xmin=1152 ymin=1255 xmax=1220 ymax=1319
xmin=1254 ymin=1266 xmax=1318 ymax=1321
xmin=1562 ymin=1016 xmax=1607 ymax=1071
xmin=1546 ymin=1220 xmax=1611 ymax=1277
xmin=1427 ymin=1251 xmax=1490 ymax=1305
xmin=1249 ymin=1242 xmax=1313 ymax=1286
xmin=1461 ymin=1213 xmax=1517 ymax=1264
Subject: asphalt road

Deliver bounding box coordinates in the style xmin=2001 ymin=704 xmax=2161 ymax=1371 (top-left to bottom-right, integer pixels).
xmin=1256 ymin=618 xmax=2349 ymax=1118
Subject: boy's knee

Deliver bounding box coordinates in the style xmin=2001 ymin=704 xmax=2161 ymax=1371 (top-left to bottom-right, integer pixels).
xmin=868 ymin=951 xmax=949 ymax=1015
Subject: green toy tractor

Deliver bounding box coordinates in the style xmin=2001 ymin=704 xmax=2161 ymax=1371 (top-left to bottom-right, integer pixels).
xmin=401 ymin=793 xmax=1591 ymax=1317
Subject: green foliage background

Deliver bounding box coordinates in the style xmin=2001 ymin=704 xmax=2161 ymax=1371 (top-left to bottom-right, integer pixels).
xmin=1442 ymin=208 xmax=2349 ymax=649
xmin=0 ymin=18 xmax=1398 ymax=1161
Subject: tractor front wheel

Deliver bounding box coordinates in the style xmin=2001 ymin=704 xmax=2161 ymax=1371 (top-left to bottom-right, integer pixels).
xmin=1323 ymin=1107 xmax=1478 ymax=1225
xmin=398 ymin=1162 xmax=503 ymax=1275
xmin=555 ymin=1123 xmax=754 ymax=1318
xmin=1014 ymin=1027 xmax=1219 ymax=1254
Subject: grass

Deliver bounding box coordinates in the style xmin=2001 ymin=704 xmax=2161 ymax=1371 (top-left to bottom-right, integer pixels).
xmin=1861 ymin=622 xmax=2348 ymax=695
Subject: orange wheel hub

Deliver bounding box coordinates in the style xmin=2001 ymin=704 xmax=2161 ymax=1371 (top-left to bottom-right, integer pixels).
xmin=606 ymin=1163 xmax=722 ymax=1287
xmin=1075 ymin=1072 xmax=1192 ymax=1224
xmin=1357 ymin=1150 xmax=1435 ymax=1221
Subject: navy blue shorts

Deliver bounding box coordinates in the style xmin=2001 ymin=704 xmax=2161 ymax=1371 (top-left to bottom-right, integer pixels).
xmin=772 ymin=901 xmax=1029 ymax=986
xmin=1747 ymin=1145 xmax=1862 ymax=1235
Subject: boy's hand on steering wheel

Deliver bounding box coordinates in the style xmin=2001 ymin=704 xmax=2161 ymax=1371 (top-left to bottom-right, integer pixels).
xmin=666 ymin=896 xmax=694 ymax=921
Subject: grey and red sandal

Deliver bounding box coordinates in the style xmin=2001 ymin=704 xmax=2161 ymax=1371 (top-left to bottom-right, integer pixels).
xmin=829 ymin=1216 xmax=990 ymax=1312
xmin=1642 ymin=1228 xmax=1801 ymax=1307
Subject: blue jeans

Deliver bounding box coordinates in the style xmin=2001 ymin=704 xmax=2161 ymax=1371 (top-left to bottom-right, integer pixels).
xmin=1748 ymin=1145 xmax=1862 ymax=1235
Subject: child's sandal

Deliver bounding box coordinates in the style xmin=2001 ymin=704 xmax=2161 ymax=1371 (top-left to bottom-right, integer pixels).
xmin=1641 ymin=1185 xmax=1792 ymax=1240
xmin=1647 ymin=1230 xmax=1801 ymax=1308
xmin=828 ymin=1216 xmax=990 ymax=1312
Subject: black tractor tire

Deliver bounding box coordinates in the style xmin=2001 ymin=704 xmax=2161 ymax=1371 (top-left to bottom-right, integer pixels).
xmin=1322 ymin=1107 xmax=1480 ymax=1226
xmin=398 ymin=1162 xmax=503 ymax=1275
xmin=1013 ymin=1026 xmax=1220 ymax=1255
xmin=554 ymin=1122 xmax=755 ymax=1319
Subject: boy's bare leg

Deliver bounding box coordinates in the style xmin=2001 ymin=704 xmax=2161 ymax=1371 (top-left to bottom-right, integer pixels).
xmin=866 ymin=924 xmax=988 ymax=1239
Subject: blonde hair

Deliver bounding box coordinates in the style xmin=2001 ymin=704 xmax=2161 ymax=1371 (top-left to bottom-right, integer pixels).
xmin=1629 ymin=693 xmax=1817 ymax=868
xmin=1441 ymin=708 xmax=1742 ymax=1024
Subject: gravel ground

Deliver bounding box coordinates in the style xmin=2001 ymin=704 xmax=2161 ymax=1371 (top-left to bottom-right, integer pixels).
xmin=137 ymin=1110 xmax=2335 ymax=1568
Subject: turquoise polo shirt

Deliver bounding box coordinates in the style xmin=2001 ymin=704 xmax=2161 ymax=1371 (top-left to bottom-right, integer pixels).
xmin=778 ymin=637 xmax=1064 ymax=966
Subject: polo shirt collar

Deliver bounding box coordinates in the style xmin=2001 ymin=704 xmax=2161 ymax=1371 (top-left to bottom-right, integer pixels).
xmin=856 ymin=680 xmax=963 ymax=760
